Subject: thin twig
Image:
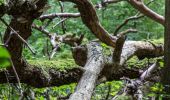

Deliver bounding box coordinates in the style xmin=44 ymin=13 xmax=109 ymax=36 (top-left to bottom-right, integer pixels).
xmin=4 ymin=71 xmax=11 ymax=100
xmin=32 ymin=24 xmax=51 ymax=37
xmin=42 ymin=19 xmax=53 ymax=29
xmin=4 ymin=31 xmax=14 ymax=46
xmin=52 ymin=18 xmax=68 ymax=29
xmin=59 ymin=1 xmax=66 ymax=34
xmin=114 ymin=15 xmax=144 ymax=35
xmin=0 ymin=18 xmax=36 ymax=55
xmin=114 ymin=0 xmax=155 ymax=35
xmin=9 ymin=58 xmax=23 ymax=97
xmin=118 ymin=28 xmax=138 ymax=37
xmin=96 ymin=0 xmax=125 ymax=8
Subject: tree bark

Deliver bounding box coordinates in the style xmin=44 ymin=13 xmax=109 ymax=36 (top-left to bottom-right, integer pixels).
xmin=162 ymin=0 xmax=170 ymax=98
xmin=59 ymin=0 xmax=116 ymax=47
xmin=69 ymin=42 xmax=105 ymax=100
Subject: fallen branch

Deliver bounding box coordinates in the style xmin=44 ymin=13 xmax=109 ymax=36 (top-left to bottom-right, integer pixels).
xmin=69 ymin=42 xmax=105 ymax=100
xmin=0 ymin=40 xmax=163 ymax=88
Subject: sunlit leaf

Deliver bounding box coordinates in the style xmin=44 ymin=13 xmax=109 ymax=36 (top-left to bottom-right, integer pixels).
xmin=0 ymin=47 xmax=10 ymax=58
xmin=0 ymin=47 xmax=10 ymax=68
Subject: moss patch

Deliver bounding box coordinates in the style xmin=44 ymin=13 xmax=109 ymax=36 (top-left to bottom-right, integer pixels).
xmin=28 ymin=58 xmax=77 ymax=71
xmin=150 ymin=38 xmax=164 ymax=44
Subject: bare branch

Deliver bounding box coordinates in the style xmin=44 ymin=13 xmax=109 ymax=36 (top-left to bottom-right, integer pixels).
xmin=118 ymin=29 xmax=138 ymax=36
xmin=96 ymin=0 xmax=125 ymax=8
xmin=40 ymin=0 xmax=124 ymax=20
xmin=32 ymin=24 xmax=51 ymax=37
xmin=128 ymin=0 xmax=165 ymax=26
xmin=52 ymin=18 xmax=68 ymax=29
xmin=114 ymin=0 xmax=159 ymax=35
xmin=39 ymin=13 xmax=80 ymax=20
xmin=114 ymin=15 xmax=144 ymax=35
xmin=140 ymin=60 xmax=160 ymax=81
xmin=59 ymin=1 xmax=67 ymax=34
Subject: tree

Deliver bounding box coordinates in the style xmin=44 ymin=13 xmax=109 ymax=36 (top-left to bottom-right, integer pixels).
xmin=0 ymin=0 xmax=166 ymax=99
xmin=162 ymin=0 xmax=170 ymax=98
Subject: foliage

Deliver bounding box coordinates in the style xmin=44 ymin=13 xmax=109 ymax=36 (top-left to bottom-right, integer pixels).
xmin=0 ymin=81 xmax=123 ymax=100
xmin=0 ymin=47 xmax=10 ymax=69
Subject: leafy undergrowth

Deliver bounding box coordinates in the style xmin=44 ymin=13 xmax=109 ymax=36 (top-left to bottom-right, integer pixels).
xmin=0 ymin=81 xmax=123 ymax=100
xmin=126 ymin=56 xmax=158 ymax=68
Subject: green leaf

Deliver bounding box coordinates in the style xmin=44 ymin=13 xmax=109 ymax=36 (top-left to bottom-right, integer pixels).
xmin=0 ymin=47 xmax=10 ymax=58
xmin=0 ymin=47 xmax=10 ymax=68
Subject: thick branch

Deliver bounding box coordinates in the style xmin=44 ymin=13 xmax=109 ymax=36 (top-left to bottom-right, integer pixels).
xmin=59 ymin=0 xmax=116 ymax=47
xmin=112 ymin=36 xmax=126 ymax=64
xmin=120 ymin=41 xmax=163 ymax=66
xmin=69 ymin=42 xmax=105 ymax=100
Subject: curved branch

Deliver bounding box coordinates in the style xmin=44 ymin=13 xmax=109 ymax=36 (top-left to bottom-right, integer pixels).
xmin=128 ymin=0 xmax=165 ymax=26
xmin=120 ymin=41 xmax=164 ymax=65
xmin=59 ymin=0 xmax=116 ymax=47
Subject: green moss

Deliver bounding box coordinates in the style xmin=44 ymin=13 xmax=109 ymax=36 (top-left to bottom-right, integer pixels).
xmin=150 ymin=38 xmax=164 ymax=44
xmin=28 ymin=58 xmax=76 ymax=71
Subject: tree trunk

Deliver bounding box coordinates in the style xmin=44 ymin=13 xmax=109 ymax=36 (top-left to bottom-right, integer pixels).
xmin=162 ymin=0 xmax=170 ymax=99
